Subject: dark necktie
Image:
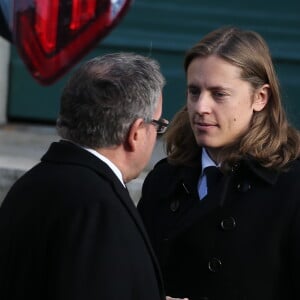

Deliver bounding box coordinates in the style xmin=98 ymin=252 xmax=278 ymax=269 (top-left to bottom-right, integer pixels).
xmin=205 ymin=166 xmax=222 ymax=196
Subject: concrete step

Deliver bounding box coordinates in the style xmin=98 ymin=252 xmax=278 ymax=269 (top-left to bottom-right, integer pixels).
xmin=0 ymin=123 xmax=166 ymax=206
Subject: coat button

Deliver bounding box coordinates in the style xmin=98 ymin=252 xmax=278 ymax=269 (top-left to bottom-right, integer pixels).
xmin=170 ymin=199 xmax=180 ymax=212
xmin=237 ymin=181 xmax=251 ymax=192
xmin=220 ymin=217 xmax=236 ymax=231
xmin=231 ymin=162 xmax=240 ymax=173
xmin=208 ymin=257 xmax=222 ymax=272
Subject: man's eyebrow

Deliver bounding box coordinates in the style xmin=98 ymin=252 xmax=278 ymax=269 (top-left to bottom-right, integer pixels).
xmin=187 ymin=83 xmax=199 ymax=88
xmin=209 ymin=85 xmax=230 ymax=90
xmin=187 ymin=83 xmax=231 ymax=90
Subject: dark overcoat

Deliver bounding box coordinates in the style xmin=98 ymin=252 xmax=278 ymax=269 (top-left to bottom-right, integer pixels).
xmin=0 ymin=141 xmax=164 ymax=300
xmin=138 ymin=156 xmax=300 ymax=300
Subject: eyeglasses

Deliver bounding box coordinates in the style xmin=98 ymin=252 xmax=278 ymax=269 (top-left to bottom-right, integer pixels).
xmin=148 ymin=118 xmax=169 ymax=134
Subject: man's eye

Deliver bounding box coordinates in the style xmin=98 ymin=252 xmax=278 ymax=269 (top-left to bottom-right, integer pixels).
xmin=188 ymin=87 xmax=200 ymax=96
xmin=213 ymin=91 xmax=227 ymax=98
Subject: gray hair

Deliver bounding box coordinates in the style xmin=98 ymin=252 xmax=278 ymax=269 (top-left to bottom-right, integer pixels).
xmin=57 ymin=52 xmax=165 ymax=148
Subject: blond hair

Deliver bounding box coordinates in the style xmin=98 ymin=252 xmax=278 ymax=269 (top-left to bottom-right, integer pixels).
xmin=166 ymin=27 xmax=300 ymax=171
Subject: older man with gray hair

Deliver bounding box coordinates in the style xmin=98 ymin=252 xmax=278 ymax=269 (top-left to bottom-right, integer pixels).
xmin=0 ymin=52 xmax=168 ymax=300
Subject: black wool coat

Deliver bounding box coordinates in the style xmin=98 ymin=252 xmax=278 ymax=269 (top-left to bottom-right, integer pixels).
xmin=0 ymin=141 xmax=164 ymax=300
xmin=138 ymin=157 xmax=300 ymax=300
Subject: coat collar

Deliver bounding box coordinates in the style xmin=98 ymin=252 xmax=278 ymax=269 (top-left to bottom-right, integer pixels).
xmin=157 ymin=159 xmax=201 ymax=200
xmin=41 ymin=140 xmax=141 ymax=227
xmin=157 ymin=154 xmax=280 ymax=200
xmin=174 ymin=158 xmax=280 ymax=186
xmin=240 ymin=158 xmax=280 ymax=185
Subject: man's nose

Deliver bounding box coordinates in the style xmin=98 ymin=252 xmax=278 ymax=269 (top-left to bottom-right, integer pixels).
xmin=194 ymin=92 xmax=212 ymax=114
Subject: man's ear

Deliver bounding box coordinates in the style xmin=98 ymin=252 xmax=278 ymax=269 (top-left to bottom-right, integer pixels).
xmin=125 ymin=118 xmax=144 ymax=152
xmin=253 ymin=84 xmax=270 ymax=112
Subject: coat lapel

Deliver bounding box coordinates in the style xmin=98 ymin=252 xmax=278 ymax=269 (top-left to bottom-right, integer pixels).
xmin=163 ymin=163 xmax=225 ymax=239
xmin=113 ymin=182 xmax=165 ymax=295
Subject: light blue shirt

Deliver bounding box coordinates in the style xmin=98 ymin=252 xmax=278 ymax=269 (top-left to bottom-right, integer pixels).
xmin=197 ymin=148 xmax=219 ymax=200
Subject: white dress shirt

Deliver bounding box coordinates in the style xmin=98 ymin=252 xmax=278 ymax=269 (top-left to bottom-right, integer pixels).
xmin=84 ymin=147 xmax=126 ymax=187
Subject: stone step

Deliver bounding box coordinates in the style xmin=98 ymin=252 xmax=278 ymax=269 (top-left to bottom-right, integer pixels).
xmin=0 ymin=123 xmax=165 ymax=206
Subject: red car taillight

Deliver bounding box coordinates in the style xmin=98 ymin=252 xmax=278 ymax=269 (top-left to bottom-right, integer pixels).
xmin=13 ymin=0 xmax=132 ymax=85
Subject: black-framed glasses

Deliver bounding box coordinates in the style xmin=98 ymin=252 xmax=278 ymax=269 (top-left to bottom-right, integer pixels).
xmin=149 ymin=118 xmax=169 ymax=134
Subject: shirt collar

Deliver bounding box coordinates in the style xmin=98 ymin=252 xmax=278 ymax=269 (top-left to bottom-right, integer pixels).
xmin=83 ymin=147 xmax=126 ymax=187
xmin=201 ymin=148 xmax=219 ymax=175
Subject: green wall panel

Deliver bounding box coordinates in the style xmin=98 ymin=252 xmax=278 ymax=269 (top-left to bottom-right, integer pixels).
xmin=8 ymin=0 xmax=300 ymax=129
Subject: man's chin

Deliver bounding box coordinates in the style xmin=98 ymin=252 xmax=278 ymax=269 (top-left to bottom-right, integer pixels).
xmin=196 ymin=140 xmax=216 ymax=148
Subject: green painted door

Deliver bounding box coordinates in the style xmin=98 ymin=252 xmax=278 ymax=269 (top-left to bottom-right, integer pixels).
xmin=8 ymin=0 xmax=300 ymax=128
